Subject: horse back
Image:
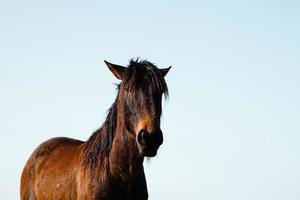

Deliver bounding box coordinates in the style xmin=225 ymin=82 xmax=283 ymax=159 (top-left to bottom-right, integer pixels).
xmin=20 ymin=137 xmax=84 ymax=200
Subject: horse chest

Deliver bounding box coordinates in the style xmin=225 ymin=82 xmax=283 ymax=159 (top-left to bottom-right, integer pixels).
xmin=103 ymin=183 xmax=147 ymax=200
xmin=80 ymin=175 xmax=148 ymax=200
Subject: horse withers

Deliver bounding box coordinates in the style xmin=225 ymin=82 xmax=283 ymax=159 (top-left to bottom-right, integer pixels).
xmin=20 ymin=59 xmax=171 ymax=200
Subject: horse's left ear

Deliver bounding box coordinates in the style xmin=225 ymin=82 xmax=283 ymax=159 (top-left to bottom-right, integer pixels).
xmin=160 ymin=66 xmax=172 ymax=77
xmin=104 ymin=60 xmax=127 ymax=80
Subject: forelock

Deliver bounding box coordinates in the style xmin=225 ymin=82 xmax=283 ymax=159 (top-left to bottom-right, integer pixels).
xmin=122 ymin=59 xmax=168 ymax=97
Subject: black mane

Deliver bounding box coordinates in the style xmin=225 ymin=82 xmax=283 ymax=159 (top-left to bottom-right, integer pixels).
xmin=82 ymin=59 xmax=168 ymax=167
xmin=83 ymin=102 xmax=117 ymax=167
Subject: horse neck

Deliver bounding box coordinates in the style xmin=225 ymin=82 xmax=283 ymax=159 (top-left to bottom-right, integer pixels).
xmin=108 ymin=96 xmax=143 ymax=182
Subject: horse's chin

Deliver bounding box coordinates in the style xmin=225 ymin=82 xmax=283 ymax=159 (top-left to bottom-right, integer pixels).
xmin=139 ymin=146 xmax=158 ymax=157
xmin=142 ymin=150 xmax=157 ymax=157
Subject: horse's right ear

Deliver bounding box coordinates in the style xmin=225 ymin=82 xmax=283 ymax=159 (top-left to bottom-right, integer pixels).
xmin=104 ymin=60 xmax=127 ymax=80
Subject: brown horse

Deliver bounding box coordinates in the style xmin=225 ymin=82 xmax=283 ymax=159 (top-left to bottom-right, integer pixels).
xmin=20 ymin=59 xmax=171 ymax=200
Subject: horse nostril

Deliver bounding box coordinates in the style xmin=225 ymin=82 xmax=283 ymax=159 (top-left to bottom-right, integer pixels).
xmin=137 ymin=130 xmax=149 ymax=146
xmin=137 ymin=130 xmax=163 ymax=147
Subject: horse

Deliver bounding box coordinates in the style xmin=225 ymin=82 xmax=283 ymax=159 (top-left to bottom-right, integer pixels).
xmin=20 ymin=59 xmax=171 ymax=200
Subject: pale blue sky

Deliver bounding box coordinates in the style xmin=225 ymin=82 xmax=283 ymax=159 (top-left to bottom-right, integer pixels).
xmin=1 ymin=0 xmax=300 ymax=199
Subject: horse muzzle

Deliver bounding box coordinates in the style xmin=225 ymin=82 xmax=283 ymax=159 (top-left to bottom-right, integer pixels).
xmin=137 ymin=130 xmax=163 ymax=157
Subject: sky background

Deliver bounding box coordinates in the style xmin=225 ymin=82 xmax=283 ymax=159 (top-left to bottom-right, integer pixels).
xmin=1 ymin=0 xmax=300 ymax=199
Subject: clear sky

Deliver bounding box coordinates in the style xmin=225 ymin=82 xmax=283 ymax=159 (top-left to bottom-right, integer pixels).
xmin=1 ymin=0 xmax=300 ymax=199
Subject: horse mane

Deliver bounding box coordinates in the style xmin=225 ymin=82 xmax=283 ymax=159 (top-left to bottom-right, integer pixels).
xmin=82 ymin=59 xmax=168 ymax=167
xmin=82 ymin=101 xmax=117 ymax=167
